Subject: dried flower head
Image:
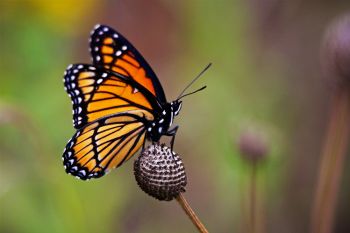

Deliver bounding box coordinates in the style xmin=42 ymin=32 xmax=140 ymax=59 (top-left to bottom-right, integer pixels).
xmin=323 ymin=14 xmax=350 ymax=86
xmin=134 ymin=143 xmax=187 ymax=201
xmin=238 ymin=129 xmax=268 ymax=163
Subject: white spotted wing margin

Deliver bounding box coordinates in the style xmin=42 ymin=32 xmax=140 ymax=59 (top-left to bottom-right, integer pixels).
xmin=63 ymin=63 xmax=156 ymax=129
xmin=64 ymin=64 xmax=102 ymax=129
xmin=89 ymin=24 xmax=167 ymax=103
xmin=62 ymin=111 xmax=147 ymax=180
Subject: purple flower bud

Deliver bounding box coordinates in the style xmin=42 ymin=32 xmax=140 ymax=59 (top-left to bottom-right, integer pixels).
xmin=323 ymin=14 xmax=350 ymax=86
xmin=238 ymin=129 xmax=268 ymax=163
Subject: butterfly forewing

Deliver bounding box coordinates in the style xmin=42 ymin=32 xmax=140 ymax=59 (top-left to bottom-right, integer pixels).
xmin=63 ymin=112 xmax=147 ymax=180
xmin=90 ymin=24 xmax=167 ymax=103
xmin=64 ymin=64 xmax=156 ymax=129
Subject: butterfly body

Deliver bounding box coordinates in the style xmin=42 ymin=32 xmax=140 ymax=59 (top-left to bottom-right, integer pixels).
xmin=146 ymin=101 xmax=182 ymax=142
xmin=62 ymin=25 xmax=183 ymax=180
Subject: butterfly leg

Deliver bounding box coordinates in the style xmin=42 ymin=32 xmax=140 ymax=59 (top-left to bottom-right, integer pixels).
xmin=166 ymin=125 xmax=179 ymax=150
xmin=142 ymin=140 xmax=146 ymax=150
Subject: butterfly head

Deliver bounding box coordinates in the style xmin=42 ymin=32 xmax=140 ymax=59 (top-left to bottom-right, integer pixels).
xmin=171 ymin=100 xmax=182 ymax=116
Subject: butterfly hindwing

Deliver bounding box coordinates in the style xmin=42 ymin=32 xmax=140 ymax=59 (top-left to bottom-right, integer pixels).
xmin=64 ymin=64 xmax=157 ymax=129
xmin=63 ymin=112 xmax=147 ymax=180
xmin=90 ymin=24 xmax=167 ymax=103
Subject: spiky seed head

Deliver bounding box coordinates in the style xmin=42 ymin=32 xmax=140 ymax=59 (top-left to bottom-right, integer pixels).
xmin=134 ymin=143 xmax=187 ymax=201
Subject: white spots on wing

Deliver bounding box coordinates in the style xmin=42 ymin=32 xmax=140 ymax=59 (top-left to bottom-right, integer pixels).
xmin=67 ymin=64 xmax=73 ymax=69
xmin=64 ymin=70 xmax=67 ymax=76
xmin=78 ymin=65 xmax=83 ymax=69
xmin=159 ymin=118 xmax=164 ymax=123
xmin=98 ymin=31 xmax=103 ymax=35
xmin=103 ymin=27 xmax=109 ymax=32
xmin=78 ymin=116 xmax=82 ymax=121
xmin=64 ymin=87 xmax=67 ymax=91
xmin=73 ymin=69 xmax=78 ymax=74
xmin=132 ymin=88 xmax=138 ymax=94
xmin=116 ymin=50 xmax=122 ymax=56
xmin=102 ymin=73 xmax=108 ymax=78
xmin=94 ymin=24 xmax=101 ymax=30
xmin=152 ymin=122 xmax=155 ymax=126
xmin=121 ymin=45 xmax=127 ymax=50
xmin=96 ymin=38 xmax=100 ymax=42
xmin=94 ymin=47 xmax=99 ymax=52
xmin=78 ymin=107 xmax=82 ymax=114
xmin=148 ymin=127 xmax=152 ymax=132
xmin=162 ymin=110 xmax=166 ymax=115
xmin=71 ymin=83 xmax=76 ymax=88
xmin=158 ymin=127 xmax=162 ymax=134
xmin=96 ymin=55 xmax=101 ymax=61
xmin=70 ymin=75 xmax=75 ymax=81
xmin=78 ymin=97 xmax=82 ymax=103
xmin=79 ymin=170 xmax=86 ymax=176
xmin=88 ymin=66 xmax=96 ymax=70
xmin=113 ymin=33 xmax=118 ymax=38
xmin=97 ymin=79 xmax=103 ymax=84
xmin=74 ymin=90 xmax=80 ymax=95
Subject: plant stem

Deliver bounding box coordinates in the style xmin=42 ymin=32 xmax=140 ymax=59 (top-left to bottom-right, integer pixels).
xmin=250 ymin=162 xmax=257 ymax=233
xmin=176 ymin=193 xmax=209 ymax=233
xmin=310 ymin=87 xmax=350 ymax=233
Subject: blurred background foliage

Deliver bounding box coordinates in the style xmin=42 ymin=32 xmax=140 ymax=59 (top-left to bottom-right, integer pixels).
xmin=1 ymin=0 xmax=350 ymax=232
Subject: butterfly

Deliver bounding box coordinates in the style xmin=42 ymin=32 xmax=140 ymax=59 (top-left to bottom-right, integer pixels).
xmin=62 ymin=24 xmax=209 ymax=180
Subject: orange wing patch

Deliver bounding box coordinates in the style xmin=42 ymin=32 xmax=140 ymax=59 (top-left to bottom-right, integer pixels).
xmin=115 ymin=54 xmax=156 ymax=96
xmin=99 ymin=40 xmax=157 ymax=96
xmin=64 ymin=64 xmax=154 ymax=129
xmin=63 ymin=113 xmax=146 ymax=180
xmin=90 ymin=25 xmax=167 ymax=103
xmin=91 ymin=35 xmax=157 ymax=96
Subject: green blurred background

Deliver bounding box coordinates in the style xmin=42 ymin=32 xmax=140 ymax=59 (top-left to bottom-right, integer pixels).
xmin=1 ymin=0 xmax=350 ymax=232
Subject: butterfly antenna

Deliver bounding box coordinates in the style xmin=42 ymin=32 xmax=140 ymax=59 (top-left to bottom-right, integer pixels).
xmin=176 ymin=63 xmax=212 ymax=100
xmin=177 ymin=86 xmax=207 ymax=100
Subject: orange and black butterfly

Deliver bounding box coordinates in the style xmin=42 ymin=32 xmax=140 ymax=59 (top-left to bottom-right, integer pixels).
xmin=62 ymin=24 xmax=209 ymax=180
